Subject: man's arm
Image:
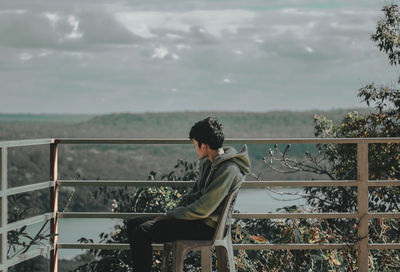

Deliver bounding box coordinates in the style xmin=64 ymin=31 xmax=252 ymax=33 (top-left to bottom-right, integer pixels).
xmin=166 ymin=163 xmax=239 ymax=220
xmin=176 ymin=159 xmax=208 ymax=206
xmin=177 ymin=181 xmax=200 ymax=206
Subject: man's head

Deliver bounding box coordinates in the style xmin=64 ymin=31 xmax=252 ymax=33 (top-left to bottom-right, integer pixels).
xmin=189 ymin=117 xmax=224 ymax=151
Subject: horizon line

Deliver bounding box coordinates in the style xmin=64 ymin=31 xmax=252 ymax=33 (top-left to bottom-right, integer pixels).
xmin=0 ymin=107 xmax=370 ymax=116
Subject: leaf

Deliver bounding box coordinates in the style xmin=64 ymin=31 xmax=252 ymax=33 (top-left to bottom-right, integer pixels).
xmin=250 ymin=235 xmax=267 ymax=243
xmin=330 ymin=256 xmax=342 ymax=266
xmin=378 ymin=218 xmax=384 ymax=228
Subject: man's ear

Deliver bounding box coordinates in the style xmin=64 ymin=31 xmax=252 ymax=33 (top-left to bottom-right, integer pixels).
xmin=202 ymin=143 xmax=210 ymax=151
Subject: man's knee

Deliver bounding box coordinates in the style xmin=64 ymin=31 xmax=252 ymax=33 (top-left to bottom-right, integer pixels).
xmin=127 ymin=218 xmax=138 ymax=231
xmin=127 ymin=218 xmax=142 ymax=243
xmin=127 ymin=217 xmax=154 ymax=243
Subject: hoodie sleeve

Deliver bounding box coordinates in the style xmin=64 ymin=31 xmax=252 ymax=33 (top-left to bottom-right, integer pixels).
xmin=166 ymin=163 xmax=239 ymax=220
xmin=176 ymin=180 xmax=200 ymax=207
xmin=176 ymin=162 xmax=203 ymax=207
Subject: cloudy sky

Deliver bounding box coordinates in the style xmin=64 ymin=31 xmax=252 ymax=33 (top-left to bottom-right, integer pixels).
xmin=0 ymin=0 xmax=398 ymax=114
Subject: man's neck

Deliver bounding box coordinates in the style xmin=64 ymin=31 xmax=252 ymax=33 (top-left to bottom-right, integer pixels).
xmin=207 ymin=148 xmax=224 ymax=163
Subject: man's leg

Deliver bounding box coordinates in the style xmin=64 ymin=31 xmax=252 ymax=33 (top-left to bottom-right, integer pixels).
xmin=127 ymin=216 xmax=155 ymax=245
xmin=131 ymin=218 xmax=215 ymax=272
xmin=126 ymin=216 xmax=156 ymax=269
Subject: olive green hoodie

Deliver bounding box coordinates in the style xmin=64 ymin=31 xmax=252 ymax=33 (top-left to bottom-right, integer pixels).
xmin=166 ymin=145 xmax=251 ymax=228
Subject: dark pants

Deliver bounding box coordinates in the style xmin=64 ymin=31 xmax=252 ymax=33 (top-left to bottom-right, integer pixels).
xmin=126 ymin=216 xmax=215 ymax=272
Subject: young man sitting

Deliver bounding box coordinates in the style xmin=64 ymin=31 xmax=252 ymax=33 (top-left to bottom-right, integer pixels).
xmin=126 ymin=117 xmax=251 ymax=271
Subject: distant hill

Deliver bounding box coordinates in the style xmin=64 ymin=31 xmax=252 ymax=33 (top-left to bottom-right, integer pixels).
xmin=0 ymin=113 xmax=94 ymax=123
xmin=78 ymin=108 xmax=370 ymax=138
xmin=0 ymin=108 xmax=371 ymax=139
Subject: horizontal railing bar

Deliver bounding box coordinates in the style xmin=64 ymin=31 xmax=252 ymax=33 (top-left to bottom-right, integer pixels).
xmin=237 ymin=213 xmax=400 ymax=219
xmin=233 ymin=243 xmax=353 ymax=250
xmin=56 ymin=242 xmax=243 ymax=251
xmin=227 ymin=138 xmax=400 ymax=144
xmin=0 ymin=137 xmax=396 ymax=147
xmin=6 ymin=213 xmax=53 ymax=232
xmin=58 ymin=180 xmax=400 ymax=188
xmin=58 ymin=212 xmax=360 ymax=219
xmin=54 ymin=212 xmax=400 ymax=220
xmin=57 ymin=180 xmax=194 ymax=187
xmin=1 ymin=137 xmax=399 ymax=148
xmin=58 ymin=243 xmax=144 ymax=250
xmin=368 ymin=181 xmax=400 ymax=186
xmin=369 ymin=243 xmax=400 ymax=250
xmin=233 ymin=213 xmax=359 ymax=219
xmin=56 ymin=138 xmax=191 ymax=145
xmin=58 ymin=212 xmax=161 ymax=219
xmin=6 ymin=181 xmax=55 ymax=196
xmin=368 ymin=213 xmax=400 ymax=219
xmin=239 ymin=181 xmax=357 ymax=187
xmin=6 ymin=246 xmax=52 ymax=268
xmin=54 ymin=137 xmax=400 ymax=145
xmin=58 ymin=212 xmax=400 ymax=220
xmin=57 ymin=180 xmax=359 ymax=187
xmin=57 ymin=242 xmax=353 ymax=251
xmin=0 ymin=138 xmax=54 ymax=148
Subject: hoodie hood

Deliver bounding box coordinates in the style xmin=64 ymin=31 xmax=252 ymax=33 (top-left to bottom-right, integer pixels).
xmin=213 ymin=145 xmax=251 ymax=175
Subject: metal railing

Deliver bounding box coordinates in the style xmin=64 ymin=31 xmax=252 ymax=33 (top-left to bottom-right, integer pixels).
xmin=1 ymin=137 xmax=400 ymax=272
xmin=0 ymin=139 xmax=55 ymax=272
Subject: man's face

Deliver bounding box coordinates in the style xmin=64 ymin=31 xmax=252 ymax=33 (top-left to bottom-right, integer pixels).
xmin=192 ymin=139 xmax=207 ymax=159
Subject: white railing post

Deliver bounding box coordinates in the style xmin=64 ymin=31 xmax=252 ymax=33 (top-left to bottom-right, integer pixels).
xmin=50 ymin=144 xmax=58 ymax=272
xmin=0 ymin=148 xmax=8 ymax=272
xmin=357 ymin=142 xmax=369 ymax=271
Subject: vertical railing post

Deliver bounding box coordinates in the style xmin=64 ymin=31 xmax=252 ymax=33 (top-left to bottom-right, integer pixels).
xmin=357 ymin=142 xmax=369 ymax=271
xmin=0 ymin=148 xmax=8 ymax=272
xmin=50 ymin=143 xmax=58 ymax=272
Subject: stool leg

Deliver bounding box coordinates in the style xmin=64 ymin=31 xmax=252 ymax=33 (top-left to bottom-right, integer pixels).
xmin=173 ymin=243 xmax=189 ymax=272
xmin=226 ymin=237 xmax=235 ymax=271
xmin=216 ymin=246 xmax=229 ymax=271
xmin=162 ymin=244 xmax=171 ymax=272
xmin=201 ymin=247 xmax=211 ymax=272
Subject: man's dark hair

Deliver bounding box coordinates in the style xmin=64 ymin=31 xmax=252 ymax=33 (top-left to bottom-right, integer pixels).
xmin=189 ymin=117 xmax=224 ymax=150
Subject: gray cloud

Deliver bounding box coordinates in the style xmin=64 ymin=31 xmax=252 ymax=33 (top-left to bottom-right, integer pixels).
xmin=0 ymin=0 xmax=397 ymax=113
xmin=0 ymin=11 xmax=61 ymax=48
xmin=250 ymin=8 xmax=379 ymax=62
xmin=77 ymin=10 xmax=138 ymax=45
xmin=0 ymin=6 xmax=139 ymax=51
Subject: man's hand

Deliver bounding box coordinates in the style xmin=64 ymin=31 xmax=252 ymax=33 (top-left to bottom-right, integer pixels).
xmin=155 ymin=215 xmax=167 ymax=221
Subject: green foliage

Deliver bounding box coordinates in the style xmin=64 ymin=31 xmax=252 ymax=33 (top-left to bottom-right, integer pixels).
xmin=309 ymin=100 xmax=400 ymax=212
xmin=372 ymin=4 xmax=400 ymax=66
xmin=235 ymin=216 xmax=357 ymax=272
